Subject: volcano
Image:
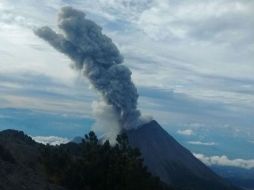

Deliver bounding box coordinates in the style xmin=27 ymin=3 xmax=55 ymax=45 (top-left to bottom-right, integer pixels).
xmin=127 ymin=120 xmax=240 ymax=190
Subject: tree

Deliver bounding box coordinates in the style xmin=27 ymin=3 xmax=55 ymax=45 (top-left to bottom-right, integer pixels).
xmin=40 ymin=131 xmax=173 ymax=190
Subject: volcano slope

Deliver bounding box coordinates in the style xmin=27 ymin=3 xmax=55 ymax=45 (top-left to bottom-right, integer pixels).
xmin=127 ymin=120 xmax=241 ymax=190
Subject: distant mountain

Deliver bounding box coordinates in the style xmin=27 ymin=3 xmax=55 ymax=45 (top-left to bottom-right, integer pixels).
xmin=212 ymin=166 xmax=254 ymax=190
xmin=127 ymin=120 xmax=241 ymax=190
xmin=71 ymin=136 xmax=83 ymax=144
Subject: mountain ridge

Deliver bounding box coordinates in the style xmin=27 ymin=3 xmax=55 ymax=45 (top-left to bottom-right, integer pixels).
xmin=0 ymin=123 xmax=241 ymax=190
xmin=0 ymin=129 xmax=171 ymax=190
xmin=0 ymin=129 xmax=65 ymax=190
xmin=127 ymin=120 xmax=241 ymax=190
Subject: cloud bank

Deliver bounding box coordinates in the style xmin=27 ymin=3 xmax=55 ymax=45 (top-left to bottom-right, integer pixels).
xmin=188 ymin=141 xmax=217 ymax=146
xmin=32 ymin=136 xmax=69 ymax=146
xmin=177 ymin=129 xmax=193 ymax=136
xmin=194 ymin=153 xmax=254 ymax=169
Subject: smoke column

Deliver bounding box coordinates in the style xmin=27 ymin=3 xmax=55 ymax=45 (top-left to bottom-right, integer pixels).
xmin=34 ymin=7 xmax=142 ymax=132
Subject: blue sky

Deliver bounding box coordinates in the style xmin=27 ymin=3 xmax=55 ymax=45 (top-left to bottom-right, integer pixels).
xmin=0 ymin=0 xmax=254 ymax=169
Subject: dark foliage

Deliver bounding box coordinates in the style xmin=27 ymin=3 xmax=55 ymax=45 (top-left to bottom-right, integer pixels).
xmin=40 ymin=132 xmax=173 ymax=190
xmin=1 ymin=129 xmax=35 ymax=145
xmin=0 ymin=144 xmax=15 ymax=163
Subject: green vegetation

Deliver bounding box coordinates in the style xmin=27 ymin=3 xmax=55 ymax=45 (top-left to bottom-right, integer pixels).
xmin=40 ymin=132 xmax=173 ymax=190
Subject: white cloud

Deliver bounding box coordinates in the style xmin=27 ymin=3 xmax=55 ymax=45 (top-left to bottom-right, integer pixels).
xmin=0 ymin=72 xmax=95 ymax=116
xmin=194 ymin=153 xmax=254 ymax=169
xmin=0 ymin=0 xmax=253 ymax=146
xmin=1 ymin=0 xmax=254 ymax=107
xmin=188 ymin=141 xmax=216 ymax=146
xmin=137 ymin=0 xmax=254 ymax=43
xmin=32 ymin=135 xmax=69 ymax=145
xmin=177 ymin=129 xmax=193 ymax=136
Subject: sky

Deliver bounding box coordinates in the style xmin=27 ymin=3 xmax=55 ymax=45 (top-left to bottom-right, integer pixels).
xmin=0 ymin=0 xmax=254 ymax=169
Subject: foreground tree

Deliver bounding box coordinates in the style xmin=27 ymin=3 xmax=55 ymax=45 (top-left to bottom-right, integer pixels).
xmin=40 ymin=132 xmax=173 ymax=190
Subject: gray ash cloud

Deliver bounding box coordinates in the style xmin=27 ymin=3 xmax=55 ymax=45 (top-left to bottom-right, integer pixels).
xmin=35 ymin=7 xmax=142 ymax=130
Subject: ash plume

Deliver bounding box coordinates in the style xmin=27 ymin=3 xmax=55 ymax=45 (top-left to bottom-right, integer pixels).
xmin=34 ymin=7 xmax=142 ymax=131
